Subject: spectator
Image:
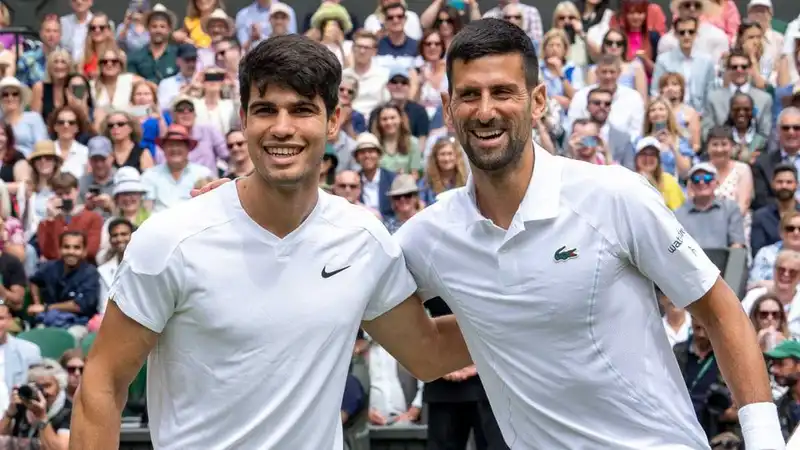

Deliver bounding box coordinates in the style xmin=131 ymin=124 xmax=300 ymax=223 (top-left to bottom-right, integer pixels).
xmin=701 ymin=49 xmax=774 ymax=139
xmin=705 ymin=126 xmax=753 ymax=219
xmin=737 ymin=20 xmax=778 ymax=91
xmin=79 ymin=13 xmax=116 ymax=80
xmin=63 ymin=74 xmax=95 ymax=127
xmin=0 ymin=122 xmax=30 ymax=199
xmin=343 ymin=31 xmax=390 ymax=119
xmin=0 ymin=359 xmax=71 ymax=448
xmin=583 ymin=87 xmax=634 ymax=169
xmin=751 ymin=164 xmax=799 ymax=257
xmin=332 ymin=170 xmax=381 ymax=218
xmin=483 ymin=0 xmax=541 ymax=46
xmin=0 ymin=215 xmax=28 ymax=316
xmin=60 ymin=0 xmax=105 ymax=62
xmin=16 ymin=15 xmax=63 ymax=88
xmin=222 ymin=130 xmax=252 ymax=179
xmin=0 ymin=77 xmax=48 ymax=157
xmin=370 ymin=103 xmax=422 ymax=177
xmin=747 ymin=0 xmax=784 ymax=79
xmin=674 ymin=162 xmax=746 ymax=249
xmin=565 ymin=118 xmax=609 ymax=164
xmin=115 ymin=2 xmax=150 ymax=54
xmin=725 ymin=92 xmax=769 ymax=163
xmin=48 ymin=106 xmax=90 ymax=179
xmin=374 ymin=3 xmax=419 ymax=72
xmin=18 ymin=141 xmax=62 ymax=241
xmin=97 ymin=218 xmax=133 ymax=316
xmin=368 ymin=336 xmax=423 ymax=427
xmin=92 ymin=45 xmax=139 ymax=112
xmin=100 ymin=110 xmax=154 ymax=173
xmin=0 ymin=302 xmax=42 ymax=399
xmin=651 ymin=17 xmax=715 ymax=113
xmin=77 ymin=136 xmax=115 ymax=207
xmin=235 ymin=0 xmax=297 ymax=50
xmin=29 ymin=231 xmax=99 ymax=338
xmin=704 ymin=0 xmax=741 ymax=44
xmin=141 ymin=124 xmax=212 ymax=212
xmin=354 ymin=133 xmax=394 ymax=219
xmin=0 ymin=203 xmax=28 ymax=273
xmin=127 ymin=5 xmax=180 ymax=84
xmin=418 ymin=137 xmax=467 ymax=206
xmin=642 ymin=97 xmax=693 ymax=178
xmin=370 ymin=67 xmax=429 ymax=146
xmin=658 ymin=72 xmax=702 ymax=154
xmin=338 ymin=73 xmax=367 ymax=139
xmin=129 ymin=80 xmax=169 ymax=158
xmin=415 ymin=29 xmax=448 ymax=120
xmin=766 ymin=340 xmax=800 ymax=439
xmin=539 ymin=29 xmax=582 ymax=113
xmin=743 ymin=250 xmax=800 ymax=331
xmin=750 ymin=211 xmax=800 ymax=287
xmin=59 ymin=349 xmax=84 ymax=402
xmin=30 ymin=49 xmax=74 ymax=121
xmin=36 ymin=172 xmax=103 ymax=263
xmin=633 ymin=137 xmax=685 ymax=210
xmin=659 ymin=290 xmax=692 ymax=347
xmin=192 ymin=67 xmax=236 ymax=135
xmin=167 ymin=95 xmax=228 ymax=174
xmin=109 ymin=167 xmax=150 ymax=228
xmin=157 ymin=43 xmax=199 ymax=112
xmin=383 ymin=174 xmax=422 ymax=234
xmin=657 ymin=0 xmax=728 ymax=64
xmin=752 ymin=107 xmax=800 ymax=210
xmin=320 ymin=144 xmax=339 ymax=188
xmin=178 ymin=0 xmax=223 ymax=49
xmin=364 ymin=0 xmax=422 ymax=41
xmin=310 ymin=3 xmax=354 ymax=68
xmin=198 ymin=10 xmax=235 ymax=70
xmin=422 ymin=5 xmax=467 ymax=53
xmin=749 ymin=293 xmax=789 ymax=352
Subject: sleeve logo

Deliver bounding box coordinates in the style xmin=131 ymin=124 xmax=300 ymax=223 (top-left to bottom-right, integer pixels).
xmin=668 ymin=228 xmax=687 ymax=254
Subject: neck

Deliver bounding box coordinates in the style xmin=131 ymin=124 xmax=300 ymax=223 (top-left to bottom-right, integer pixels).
xmin=122 ymin=209 xmax=138 ymax=221
xmin=440 ymin=169 xmax=455 ymax=184
xmin=363 ymin=167 xmax=377 ymax=180
xmin=584 ymin=3 xmax=595 ymax=13
xmin=149 ymin=41 xmax=167 ymax=54
xmin=115 ymin=140 xmax=134 ymax=152
xmin=775 ymin=286 xmax=796 ymax=304
xmin=779 ymin=198 xmax=797 ymax=212
xmin=57 ymin=137 xmax=72 ymax=148
xmin=75 ymin=11 xmax=89 ymax=21
xmin=472 ymin=143 xmax=534 ymax=230
xmin=354 ymin=60 xmax=371 ymax=73
xmin=258 ymin=0 xmax=272 ymax=6
xmin=0 ymin=332 xmax=7 ymax=346
xmin=785 ymin=147 xmax=800 ymax=156
xmin=575 ymin=152 xmax=596 ymax=163
xmin=396 ymin=209 xmax=414 ymax=222
xmin=4 ymin=110 xmax=19 ymax=121
xmin=233 ymin=159 xmax=254 ymax=176
xmin=680 ymin=46 xmax=692 ymax=57
xmin=205 ymin=94 xmax=220 ymax=106
xmin=692 ymin=196 xmax=714 ymax=210
xmin=735 ymin=124 xmax=749 ymax=134
xmin=388 ymin=32 xmax=405 ymax=45
xmin=63 ymin=262 xmax=79 ymax=274
xmin=238 ymin=174 xmax=318 ymax=238
xmin=694 ymin=342 xmax=712 ymax=357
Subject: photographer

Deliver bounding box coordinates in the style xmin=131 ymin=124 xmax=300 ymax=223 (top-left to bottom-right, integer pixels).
xmin=0 ymin=359 xmax=71 ymax=450
xmin=566 ymin=118 xmax=612 ymax=165
xmin=674 ymin=320 xmax=740 ymax=442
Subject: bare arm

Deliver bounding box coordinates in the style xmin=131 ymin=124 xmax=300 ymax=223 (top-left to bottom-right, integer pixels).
xmin=69 ymin=302 xmax=158 ymax=449
xmin=686 ymin=277 xmax=772 ymax=411
xmin=361 ymin=295 xmax=471 ymax=382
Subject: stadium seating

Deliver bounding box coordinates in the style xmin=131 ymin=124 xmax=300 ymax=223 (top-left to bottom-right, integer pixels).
xmin=17 ymin=328 xmax=76 ymax=359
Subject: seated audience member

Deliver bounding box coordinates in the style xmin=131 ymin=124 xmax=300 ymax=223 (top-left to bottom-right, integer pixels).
xmin=0 ymin=233 xmax=27 ymax=317
xmin=742 ymin=250 xmax=800 ymax=334
xmin=28 ymin=231 xmax=99 ymax=339
xmin=77 ymin=137 xmax=117 ymax=219
xmin=222 ymin=130 xmax=253 ymax=179
xmin=36 ymin=173 xmax=103 ymax=264
xmin=767 ymin=340 xmax=800 ymax=440
xmin=750 ymin=211 xmax=800 ymax=287
xmin=368 ymin=67 xmax=430 ymax=148
xmin=751 ymin=107 xmax=800 ymax=211
xmin=168 ymin=95 xmax=229 ymax=175
xmin=353 ymin=133 xmax=395 ymax=219
xmin=751 ymin=164 xmax=800 ymax=257
xmin=333 ymin=171 xmax=382 ymax=219
xmin=417 ymin=137 xmax=468 ymax=206
xmin=142 ymin=125 xmax=214 ymax=213
xmin=368 ymin=337 xmax=423 ymax=426
xmin=634 ymin=137 xmax=684 ymax=210
xmin=583 ymin=87 xmax=635 ymax=170
xmin=0 ymin=359 xmax=71 ymax=448
xmin=674 ymin=162 xmax=745 ymax=249
xmin=58 ymin=349 xmax=84 ymax=402
xmin=97 ymin=218 xmax=133 ymax=318
xmin=0 ymin=302 xmax=41 ymax=407
xmin=658 ymin=289 xmax=691 ymax=348
xmin=565 ymin=119 xmax=610 ymax=164
xmin=749 ymin=293 xmax=790 ymax=353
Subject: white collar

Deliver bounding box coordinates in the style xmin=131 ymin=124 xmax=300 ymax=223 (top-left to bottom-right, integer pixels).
xmin=730 ymin=82 xmax=751 ymax=94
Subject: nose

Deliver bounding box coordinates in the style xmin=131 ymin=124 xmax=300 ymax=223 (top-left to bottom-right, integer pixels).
xmin=475 ymin=93 xmax=496 ymax=123
xmin=271 ymin=110 xmax=295 ymax=138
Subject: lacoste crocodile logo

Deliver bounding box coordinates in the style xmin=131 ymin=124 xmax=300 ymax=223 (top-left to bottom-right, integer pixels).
xmin=554 ymin=246 xmax=578 ymax=262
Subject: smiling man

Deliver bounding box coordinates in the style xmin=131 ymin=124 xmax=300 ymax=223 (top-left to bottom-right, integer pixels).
xmin=69 ymin=35 xmax=471 ymax=450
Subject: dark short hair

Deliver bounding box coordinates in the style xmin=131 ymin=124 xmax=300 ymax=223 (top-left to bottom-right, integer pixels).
xmin=446 ymin=18 xmax=538 ymax=94
xmin=774 ymin=163 xmax=798 ymax=181
xmin=596 ymin=54 xmax=620 ymax=68
xmin=588 ymin=87 xmax=613 ymax=99
xmin=51 ymin=172 xmax=78 ymax=192
xmin=382 ymin=2 xmax=406 ymax=15
xmin=107 ymin=217 xmax=135 ymax=234
xmin=239 ymin=34 xmax=340 ymax=117
xmin=673 ymin=16 xmax=698 ymax=29
xmin=726 ymin=48 xmax=750 ymax=67
xmin=706 ymin=125 xmax=734 ymax=143
xmin=59 ymin=230 xmax=86 ymax=248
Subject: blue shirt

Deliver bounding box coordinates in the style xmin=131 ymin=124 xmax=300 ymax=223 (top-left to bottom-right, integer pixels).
xmin=30 ymin=260 xmax=100 ymax=317
xmin=374 ymin=37 xmax=419 ymax=71
xmin=235 ymin=1 xmax=298 ymax=46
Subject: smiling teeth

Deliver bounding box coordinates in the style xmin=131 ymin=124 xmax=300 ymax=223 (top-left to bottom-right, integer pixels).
xmin=473 ymin=130 xmax=503 ymax=139
xmin=265 ymin=148 xmax=301 ymax=156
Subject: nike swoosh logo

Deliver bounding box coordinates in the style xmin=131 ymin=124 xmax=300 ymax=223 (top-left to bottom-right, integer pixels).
xmin=321 ymin=265 xmax=351 ymax=278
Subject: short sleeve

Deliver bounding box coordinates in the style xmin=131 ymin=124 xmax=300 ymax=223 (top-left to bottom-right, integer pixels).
xmin=108 ymin=221 xmax=185 ymax=333
xmin=613 ymin=169 xmax=720 ymax=308
xmin=727 ymin=204 xmax=746 ymax=246
xmin=361 ymin=227 xmax=417 ymax=322
xmin=393 ymin=216 xmax=438 ymax=302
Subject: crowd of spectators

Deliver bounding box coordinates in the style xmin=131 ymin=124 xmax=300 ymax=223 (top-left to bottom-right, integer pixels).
xmin=0 ymin=0 xmax=794 ymax=448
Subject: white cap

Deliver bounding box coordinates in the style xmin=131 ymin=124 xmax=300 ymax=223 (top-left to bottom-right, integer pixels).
xmin=635 ymin=136 xmax=662 ymax=153
xmin=747 ymin=0 xmax=772 ymax=10
xmin=688 ymin=162 xmax=718 ymax=178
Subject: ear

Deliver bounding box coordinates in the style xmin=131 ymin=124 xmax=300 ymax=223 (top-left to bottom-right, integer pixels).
xmin=530 ymin=83 xmax=547 ymax=125
xmin=238 ymin=106 xmax=247 ymax=131
xmin=440 ymin=92 xmax=453 ymax=131
xmin=327 ymin=105 xmax=342 ymax=141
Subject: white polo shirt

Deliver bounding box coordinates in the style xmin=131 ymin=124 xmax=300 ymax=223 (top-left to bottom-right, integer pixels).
xmin=110 ymin=181 xmax=416 ymax=450
xmin=395 ymin=145 xmax=719 ymax=449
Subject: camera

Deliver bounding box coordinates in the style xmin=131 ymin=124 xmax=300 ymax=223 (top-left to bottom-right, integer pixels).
xmin=88 ymin=185 xmax=101 ymax=196
xmin=17 ymin=384 xmax=40 ymax=402
xmin=61 ymin=198 xmax=74 ymax=214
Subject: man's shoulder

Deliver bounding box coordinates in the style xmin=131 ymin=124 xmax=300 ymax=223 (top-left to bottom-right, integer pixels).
xmin=752 ymin=203 xmax=776 ymax=220
xmin=395 ymin=187 xmax=468 ymax=245
xmin=8 ymin=335 xmax=41 ymax=358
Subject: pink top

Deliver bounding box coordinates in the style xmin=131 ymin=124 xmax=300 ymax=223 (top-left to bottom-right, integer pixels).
xmin=703 ymin=0 xmax=741 ymax=44
xmin=627 ymin=31 xmax=644 ymax=61
xmin=0 ymin=216 xmax=24 ymax=251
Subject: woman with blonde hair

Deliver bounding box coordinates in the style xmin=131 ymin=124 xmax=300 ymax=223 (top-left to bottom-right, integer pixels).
xmin=642 ymin=97 xmax=693 ymax=178
xmin=418 ymin=136 xmax=467 ymax=205
xmin=657 ymin=72 xmax=701 ymax=153
xmin=370 ymin=103 xmax=422 ymax=178
xmin=17 ymin=141 xmax=62 ymax=240
xmin=30 ymin=49 xmax=74 ymax=119
xmin=551 ymin=1 xmax=597 ymax=67
xmin=80 ymin=13 xmax=115 ymax=79
xmin=100 ymin=110 xmax=153 ymax=173
xmin=129 ymin=80 xmax=168 ymax=157
xmin=92 ymin=45 xmax=140 ymax=111
xmin=540 ymin=28 xmax=582 ymax=111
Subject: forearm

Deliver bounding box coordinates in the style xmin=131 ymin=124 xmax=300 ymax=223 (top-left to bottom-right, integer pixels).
xmin=432 ymin=315 xmax=473 ymax=378
xmin=0 ymin=413 xmax=12 ymax=435
xmin=39 ymin=422 xmax=67 ymax=450
xmin=69 ymin=384 xmax=125 ymax=449
xmin=50 ymin=300 xmax=81 ymax=313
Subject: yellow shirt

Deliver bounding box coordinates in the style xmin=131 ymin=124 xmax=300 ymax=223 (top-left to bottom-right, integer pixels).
xmin=184 ymin=17 xmax=212 ymax=48
xmin=659 ymin=173 xmax=686 ymax=211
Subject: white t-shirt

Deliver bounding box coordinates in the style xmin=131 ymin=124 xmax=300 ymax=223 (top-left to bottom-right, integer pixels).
xmin=395 ymin=145 xmax=719 ymax=449
xmin=109 ymin=181 xmax=416 ymax=450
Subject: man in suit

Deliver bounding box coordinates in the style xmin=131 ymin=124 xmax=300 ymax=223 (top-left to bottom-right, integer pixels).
xmin=0 ymin=303 xmax=42 ymax=405
xmin=353 ymin=133 xmax=395 ymax=219
xmin=584 ymin=87 xmax=636 ymax=170
xmin=651 ymin=17 xmax=715 ymax=113
xmin=702 ymin=49 xmax=774 ymax=139
xmin=752 ymin=107 xmax=800 ymax=211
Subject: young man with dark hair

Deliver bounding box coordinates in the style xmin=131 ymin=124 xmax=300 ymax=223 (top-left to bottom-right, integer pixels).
xmin=72 ymin=35 xmax=471 ymax=449
xmin=751 ymin=163 xmax=800 ymax=255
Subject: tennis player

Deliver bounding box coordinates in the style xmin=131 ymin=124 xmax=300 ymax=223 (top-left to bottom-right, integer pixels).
xmin=69 ymin=35 xmax=471 ymax=450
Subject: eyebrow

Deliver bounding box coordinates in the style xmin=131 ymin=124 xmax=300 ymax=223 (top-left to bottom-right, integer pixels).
xmin=249 ymin=99 xmax=320 ymax=111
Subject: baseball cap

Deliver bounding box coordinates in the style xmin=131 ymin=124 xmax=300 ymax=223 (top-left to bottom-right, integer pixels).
xmin=764 ymin=340 xmax=800 ymax=360
xmin=270 ymin=3 xmax=292 ymax=17
xmin=177 ymin=43 xmax=197 ymax=60
xmin=635 ymin=136 xmax=662 ymax=153
xmin=388 ymin=66 xmax=410 ymax=81
xmin=747 ymin=0 xmax=772 ymax=10
xmin=688 ymin=162 xmax=718 ymax=177
xmin=87 ymin=136 xmax=112 ymax=158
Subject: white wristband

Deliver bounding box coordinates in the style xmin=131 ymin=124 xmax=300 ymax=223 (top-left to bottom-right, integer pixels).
xmin=738 ymin=402 xmax=785 ymax=450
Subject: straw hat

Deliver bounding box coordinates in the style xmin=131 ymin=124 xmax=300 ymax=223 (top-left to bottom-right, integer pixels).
xmin=310 ymin=3 xmax=353 ymax=34
xmin=201 ymin=9 xmax=234 ymax=35
xmin=146 ymin=3 xmax=177 ymax=30
xmin=353 ymin=133 xmax=383 ymax=155
xmin=387 ymin=174 xmax=419 ymax=197
xmin=27 ymin=140 xmax=62 ymax=163
xmin=0 ymin=77 xmax=31 ymax=108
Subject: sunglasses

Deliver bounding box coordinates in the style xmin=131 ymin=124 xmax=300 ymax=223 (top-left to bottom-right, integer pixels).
xmin=604 ymin=39 xmax=624 ymax=47
xmin=424 ymin=40 xmax=443 ymax=47
xmin=758 ymin=311 xmax=781 ymax=320
xmin=680 ymin=1 xmax=702 ymax=9
xmin=1 ymin=91 xmax=19 ymax=98
xmin=781 ymin=125 xmax=800 ymax=132
xmin=386 ymin=14 xmax=405 ymax=21
xmin=354 ymin=44 xmax=375 ymax=51
xmin=66 ymin=366 xmax=84 ymax=374
xmin=392 ymin=193 xmax=415 ymax=200
xmin=336 ymin=183 xmax=360 ymax=189
xmin=389 ymin=78 xmax=409 ymax=85
xmin=590 ymin=99 xmax=612 ymax=107
xmin=677 ymin=29 xmax=696 ymax=36
xmin=57 ymin=119 xmax=77 ymax=126
xmin=437 ymin=17 xmax=453 ymax=24
xmin=784 ymin=225 xmax=800 ymax=233
xmin=108 ymin=121 xmax=128 ymax=129
xmin=559 ymin=15 xmax=577 ymax=21
xmin=227 ymin=140 xmax=246 ymax=149
xmin=100 ymin=58 xmax=120 ymax=66
xmin=89 ymin=24 xmax=107 ymax=32
xmin=175 ymin=106 xmax=195 ymax=114
xmin=729 ymin=64 xmax=751 ymax=71
xmin=339 ymin=87 xmax=355 ymax=95
xmin=691 ymin=173 xmax=715 ymax=184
